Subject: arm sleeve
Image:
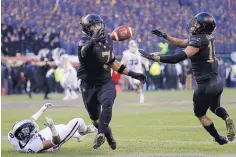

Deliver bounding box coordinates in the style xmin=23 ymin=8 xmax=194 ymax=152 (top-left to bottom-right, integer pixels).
xmin=160 ymin=51 xmax=187 ymax=64
xmin=78 ymin=37 xmax=95 ymax=58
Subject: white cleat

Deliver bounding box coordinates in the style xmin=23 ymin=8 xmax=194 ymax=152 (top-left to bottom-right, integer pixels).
xmin=63 ymin=96 xmax=70 ymax=101
xmin=71 ymin=94 xmax=78 ymax=100
xmin=86 ymin=125 xmax=97 ymax=134
xmin=139 ymin=95 xmax=144 ymax=103
xmin=79 ymin=125 xmax=97 ymax=136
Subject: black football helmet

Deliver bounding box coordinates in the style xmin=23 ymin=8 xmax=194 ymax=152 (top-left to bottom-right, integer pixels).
xmin=80 ymin=14 xmax=105 ymax=37
xmin=187 ymin=12 xmax=216 ymax=35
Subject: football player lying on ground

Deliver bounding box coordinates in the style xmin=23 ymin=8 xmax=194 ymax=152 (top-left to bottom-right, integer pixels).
xmin=139 ymin=12 xmax=235 ymax=145
xmin=8 ymin=103 xmax=97 ymax=153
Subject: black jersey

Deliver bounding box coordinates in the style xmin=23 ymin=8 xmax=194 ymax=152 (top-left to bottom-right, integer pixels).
xmin=188 ymin=34 xmax=218 ymax=83
xmin=77 ymin=34 xmax=113 ymax=84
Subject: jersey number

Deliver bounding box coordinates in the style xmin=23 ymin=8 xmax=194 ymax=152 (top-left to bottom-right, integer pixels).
xmin=27 ymin=149 xmax=35 ymax=153
xmin=207 ymin=40 xmax=215 ymax=63
xmin=38 ymin=134 xmax=45 ymax=142
xmin=9 ymin=133 xmax=14 ymax=138
xmin=129 ymin=59 xmax=138 ymax=66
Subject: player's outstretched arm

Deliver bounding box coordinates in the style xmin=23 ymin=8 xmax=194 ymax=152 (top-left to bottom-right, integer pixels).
xmin=30 ymin=103 xmax=53 ymax=121
xmin=151 ymin=29 xmax=188 ymax=48
xmin=79 ymin=29 xmax=105 ymax=58
xmin=139 ymin=46 xmax=199 ymax=64
xmin=109 ymin=54 xmax=146 ymax=84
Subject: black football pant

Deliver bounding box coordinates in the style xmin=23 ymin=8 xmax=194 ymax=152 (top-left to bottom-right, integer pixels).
xmin=30 ymin=76 xmax=50 ymax=99
xmin=193 ymin=75 xmax=224 ymax=117
xmin=81 ymin=79 xmax=116 ymax=136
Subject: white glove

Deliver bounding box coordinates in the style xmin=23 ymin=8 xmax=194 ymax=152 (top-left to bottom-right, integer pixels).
xmin=44 ymin=117 xmax=55 ymax=128
xmin=41 ymin=103 xmax=53 ymax=113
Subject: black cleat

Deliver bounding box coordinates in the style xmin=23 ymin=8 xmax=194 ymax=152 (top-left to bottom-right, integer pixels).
xmin=106 ymin=135 xmax=117 ymax=150
xmin=225 ymin=117 xmax=235 ymax=142
xmin=215 ymin=136 xmax=228 ymax=145
xmin=93 ymin=133 xmax=105 ymax=149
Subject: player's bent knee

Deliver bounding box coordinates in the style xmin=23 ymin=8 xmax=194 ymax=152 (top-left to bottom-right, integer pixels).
xmin=102 ymin=99 xmax=114 ymax=109
xmin=92 ymin=120 xmax=100 ymax=128
xmin=73 ymin=118 xmax=85 ymax=124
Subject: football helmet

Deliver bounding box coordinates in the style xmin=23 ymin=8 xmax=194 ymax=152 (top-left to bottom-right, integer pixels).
xmin=80 ymin=14 xmax=105 ymax=37
xmin=11 ymin=119 xmax=39 ymax=143
xmin=187 ymin=12 xmax=216 ymax=35
xmin=52 ymin=47 xmax=66 ymax=60
xmin=128 ymin=40 xmax=138 ymax=53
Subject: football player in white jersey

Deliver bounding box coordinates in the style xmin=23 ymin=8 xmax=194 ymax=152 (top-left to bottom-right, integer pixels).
xmin=121 ymin=40 xmax=149 ymax=103
xmin=8 ymin=103 xmax=97 ymax=153
xmin=52 ymin=48 xmax=78 ymax=100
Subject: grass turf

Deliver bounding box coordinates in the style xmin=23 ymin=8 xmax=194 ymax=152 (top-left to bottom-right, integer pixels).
xmin=1 ymin=89 xmax=236 ymax=157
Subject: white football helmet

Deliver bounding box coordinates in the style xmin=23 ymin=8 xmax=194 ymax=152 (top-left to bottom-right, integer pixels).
xmin=11 ymin=119 xmax=39 ymax=143
xmin=52 ymin=48 xmax=66 ymax=60
xmin=128 ymin=40 xmax=138 ymax=53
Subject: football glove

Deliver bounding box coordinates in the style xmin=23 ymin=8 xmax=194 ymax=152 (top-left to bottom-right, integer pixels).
xmin=128 ymin=71 xmax=147 ymax=84
xmin=138 ymin=49 xmax=156 ymax=61
xmin=44 ymin=117 xmax=55 ymax=128
xmin=92 ymin=28 xmax=105 ymax=42
xmin=151 ymin=29 xmax=167 ymax=39
xmin=41 ymin=103 xmax=53 ymax=113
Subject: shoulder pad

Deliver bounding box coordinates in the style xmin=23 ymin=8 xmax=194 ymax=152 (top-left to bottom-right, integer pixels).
xmin=188 ymin=35 xmax=202 ymax=48
xmin=78 ymin=36 xmax=91 ymax=47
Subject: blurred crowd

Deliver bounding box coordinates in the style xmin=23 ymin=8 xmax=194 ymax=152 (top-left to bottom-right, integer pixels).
xmin=1 ymin=57 xmax=236 ymax=96
xmin=1 ymin=0 xmax=236 ymax=56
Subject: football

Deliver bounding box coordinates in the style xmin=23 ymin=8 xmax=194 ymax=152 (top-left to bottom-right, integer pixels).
xmin=110 ymin=25 xmax=134 ymax=41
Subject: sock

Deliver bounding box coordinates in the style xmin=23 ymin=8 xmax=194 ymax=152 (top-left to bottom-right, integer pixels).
xmin=71 ymin=90 xmax=78 ymax=97
xmin=104 ymin=126 xmax=113 ymax=139
xmin=98 ymin=99 xmax=113 ymax=134
xmin=203 ymin=123 xmax=220 ymax=139
xmin=64 ymin=88 xmax=70 ymax=98
xmin=215 ymin=107 xmax=229 ymax=120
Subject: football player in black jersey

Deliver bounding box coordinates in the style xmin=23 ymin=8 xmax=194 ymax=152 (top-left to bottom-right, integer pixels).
xmin=139 ymin=12 xmax=235 ymax=145
xmin=78 ymin=14 xmax=146 ymax=149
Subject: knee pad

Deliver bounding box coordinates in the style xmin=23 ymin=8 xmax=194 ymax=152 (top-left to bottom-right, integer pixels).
xmin=73 ymin=118 xmax=84 ymax=124
xmin=92 ymin=120 xmax=100 ymax=128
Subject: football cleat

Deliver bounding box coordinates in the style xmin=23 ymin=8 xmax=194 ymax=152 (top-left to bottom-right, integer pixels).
xmin=63 ymin=96 xmax=70 ymax=101
xmin=86 ymin=125 xmax=97 ymax=134
xmin=225 ymin=117 xmax=235 ymax=141
xmin=71 ymin=94 xmax=78 ymax=100
xmin=214 ymin=136 xmax=228 ymax=145
xmin=106 ymin=135 xmax=117 ymax=150
xmin=93 ymin=133 xmax=105 ymax=149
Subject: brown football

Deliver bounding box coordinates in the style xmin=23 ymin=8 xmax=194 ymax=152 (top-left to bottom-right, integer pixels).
xmin=110 ymin=25 xmax=134 ymax=41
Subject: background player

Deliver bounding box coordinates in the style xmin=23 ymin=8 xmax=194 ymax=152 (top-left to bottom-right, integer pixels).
xmin=121 ymin=40 xmax=149 ymax=103
xmin=139 ymin=12 xmax=235 ymax=144
xmin=78 ymin=14 xmax=146 ymax=150
xmin=8 ymin=103 xmax=96 ymax=153
xmin=52 ymin=48 xmax=78 ymax=100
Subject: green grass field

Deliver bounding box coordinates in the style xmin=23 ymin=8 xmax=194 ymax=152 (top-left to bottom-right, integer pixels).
xmin=1 ymin=89 xmax=236 ymax=157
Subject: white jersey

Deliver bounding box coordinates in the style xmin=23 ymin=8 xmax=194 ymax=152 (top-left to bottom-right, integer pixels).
xmin=8 ymin=125 xmax=65 ymax=153
xmin=122 ymin=50 xmax=143 ymax=73
xmin=8 ymin=131 xmax=49 ymax=153
xmin=54 ymin=54 xmax=76 ymax=74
